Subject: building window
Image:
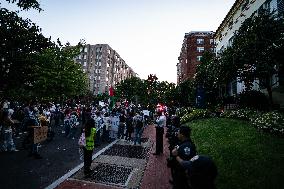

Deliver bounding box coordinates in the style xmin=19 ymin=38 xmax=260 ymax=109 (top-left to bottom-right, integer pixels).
xmin=228 ymin=20 xmax=233 ymax=30
xmin=210 ymin=39 xmax=215 ymax=45
xmin=84 ymin=47 xmax=88 ymax=53
xmin=210 ymin=48 xmax=216 ymax=53
xmin=197 ymin=47 xmax=204 ymax=52
xmin=241 ymin=0 xmax=249 ymax=11
xmin=278 ymin=0 xmax=284 ymax=14
xmin=196 ymin=38 xmax=204 ymax=44
xmin=83 ymin=62 xmax=87 ymax=67
xmin=108 ymin=49 xmax=111 ymax=54
xmin=228 ymin=36 xmax=234 ymax=47
xmin=197 ymin=56 xmax=202 ymax=61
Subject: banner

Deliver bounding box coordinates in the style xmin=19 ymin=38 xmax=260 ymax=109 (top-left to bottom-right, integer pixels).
xmin=33 ymin=126 xmax=48 ymax=144
xmin=109 ymin=116 xmax=119 ymax=138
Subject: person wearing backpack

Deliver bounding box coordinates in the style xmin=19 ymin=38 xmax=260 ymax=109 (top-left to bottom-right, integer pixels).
xmin=133 ymin=112 xmax=144 ymax=145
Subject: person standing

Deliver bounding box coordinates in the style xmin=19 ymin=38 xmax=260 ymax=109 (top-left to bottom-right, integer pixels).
xmin=125 ymin=112 xmax=134 ymax=141
xmin=83 ymin=118 xmax=96 ymax=178
xmin=133 ymin=112 xmax=144 ymax=145
xmin=177 ymin=155 xmax=218 ymax=189
xmin=171 ymin=126 xmax=197 ymax=189
xmin=153 ymin=111 xmax=166 ymax=155
xmin=0 ymin=111 xmax=18 ymax=152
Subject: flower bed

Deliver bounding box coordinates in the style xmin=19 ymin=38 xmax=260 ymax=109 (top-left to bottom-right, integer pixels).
xmin=221 ymin=109 xmax=284 ymax=136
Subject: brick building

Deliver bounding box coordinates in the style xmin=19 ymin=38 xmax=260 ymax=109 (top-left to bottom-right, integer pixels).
xmin=75 ymin=44 xmax=137 ymax=95
xmin=177 ymin=31 xmax=215 ymax=84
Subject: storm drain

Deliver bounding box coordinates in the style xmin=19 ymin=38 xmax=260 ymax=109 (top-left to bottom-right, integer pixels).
xmin=102 ymin=144 xmax=150 ymax=159
xmin=88 ymin=164 xmax=133 ymax=186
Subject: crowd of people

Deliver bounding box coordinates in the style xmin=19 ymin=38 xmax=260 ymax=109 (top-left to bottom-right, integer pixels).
xmin=0 ymin=99 xmax=151 ymax=158
xmin=1 ymin=98 xmax=218 ymax=189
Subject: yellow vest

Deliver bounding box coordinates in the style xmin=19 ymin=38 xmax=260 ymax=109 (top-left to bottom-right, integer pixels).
xmin=85 ymin=128 xmax=96 ymax=150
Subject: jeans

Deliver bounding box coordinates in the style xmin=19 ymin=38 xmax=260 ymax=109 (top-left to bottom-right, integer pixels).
xmin=134 ymin=128 xmax=143 ymax=145
xmin=2 ymin=129 xmax=16 ymax=151
xmin=117 ymin=123 xmax=125 ymax=139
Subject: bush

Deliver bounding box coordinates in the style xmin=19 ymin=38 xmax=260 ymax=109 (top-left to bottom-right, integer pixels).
xmin=220 ymin=108 xmax=259 ymax=121
xmin=181 ymin=108 xmax=213 ymax=123
xmin=176 ymin=107 xmax=192 ymax=118
xmin=221 ymin=109 xmax=284 ymax=136
xmin=237 ymin=90 xmax=269 ymax=111
xmin=251 ymin=111 xmax=284 ymax=135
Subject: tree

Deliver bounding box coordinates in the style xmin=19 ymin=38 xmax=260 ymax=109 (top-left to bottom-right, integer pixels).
xmin=31 ymin=41 xmax=88 ymax=100
xmin=176 ymin=79 xmax=196 ymax=107
xmin=231 ymin=10 xmax=284 ymax=106
xmin=115 ymin=77 xmax=146 ymax=105
xmin=3 ymin=0 xmax=42 ymax=11
xmin=0 ymin=8 xmax=53 ymax=97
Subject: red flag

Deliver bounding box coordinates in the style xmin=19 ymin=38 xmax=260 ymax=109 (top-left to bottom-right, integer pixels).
xmin=109 ymin=86 xmax=114 ymax=96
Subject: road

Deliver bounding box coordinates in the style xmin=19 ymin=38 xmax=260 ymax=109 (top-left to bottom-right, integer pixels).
xmin=0 ymin=124 xmax=109 ymax=189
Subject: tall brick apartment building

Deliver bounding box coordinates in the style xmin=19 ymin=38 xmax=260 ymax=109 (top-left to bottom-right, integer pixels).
xmin=177 ymin=31 xmax=215 ymax=84
xmin=75 ymin=44 xmax=137 ymax=95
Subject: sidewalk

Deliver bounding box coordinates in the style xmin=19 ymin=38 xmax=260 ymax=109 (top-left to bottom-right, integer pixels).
xmin=52 ymin=124 xmax=171 ymax=189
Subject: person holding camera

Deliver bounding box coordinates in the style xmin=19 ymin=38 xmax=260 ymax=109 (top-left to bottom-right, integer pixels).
xmin=170 ymin=126 xmax=197 ymax=189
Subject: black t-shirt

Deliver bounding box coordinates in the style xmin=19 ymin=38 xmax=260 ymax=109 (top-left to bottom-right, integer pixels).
xmin=178 ymin=140 xmax=197 ymax=161
xmin=119 ymin=114 xmax=126 ymax=123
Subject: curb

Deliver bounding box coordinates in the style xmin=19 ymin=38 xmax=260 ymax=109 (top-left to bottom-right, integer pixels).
xmin=45 ymin=140 xmax=118 ymax=189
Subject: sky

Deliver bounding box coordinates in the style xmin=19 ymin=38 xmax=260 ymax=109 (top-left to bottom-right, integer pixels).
xmin=2 ymin=0 xmax=235 ymax=83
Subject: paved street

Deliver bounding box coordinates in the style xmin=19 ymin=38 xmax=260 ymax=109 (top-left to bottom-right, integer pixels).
xmin=0 ymin=124 xmax=109 ymax=189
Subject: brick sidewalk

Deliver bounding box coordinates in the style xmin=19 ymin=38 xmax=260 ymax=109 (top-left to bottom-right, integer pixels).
xmin=54 ymin=124 xmax=171 ymax=189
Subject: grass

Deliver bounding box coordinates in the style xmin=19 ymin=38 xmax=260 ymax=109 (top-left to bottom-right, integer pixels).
xmin=186 ymin=118 xmax=284 ymax=189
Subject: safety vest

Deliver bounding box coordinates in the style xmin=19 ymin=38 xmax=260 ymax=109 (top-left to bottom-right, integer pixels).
xmin=85 ymin=128 xmax=96 ymax=150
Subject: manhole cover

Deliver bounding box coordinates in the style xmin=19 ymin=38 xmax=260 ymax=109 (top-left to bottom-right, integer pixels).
xmin=102 ymin=144 xmax=150 ymax=159
xmin=88 ymin=164 xmax=133 ymax=186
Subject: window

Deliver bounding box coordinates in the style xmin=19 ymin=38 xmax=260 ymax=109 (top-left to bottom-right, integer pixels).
xmin=83 ymin=62 xmax=87 ymax=67
xmin=84 ymin=47 xmax=88 ymax=53
xmin=228 ymin=20 xmax=233 ymax=30
xmin=241 ymin=0 xmax=249 ymax=11
xmin=108 ymin=49 xmax=111 ymax=54
xmin=228 ymin=36 xmax=234 ymax=47
xmin=210 ymin=48 xmax=216 ymax=53
xmin=196 ymin=38 xmax=204 ymax=44
xmin=210 ymin=39 xmax=215 ymax=45
xmin=83 ymin=54 xmax=87 ymax=59
xmin=278 ymin=0 xmax=284 ymax=14
xmin=197 ymin=56 xmax=202 ymax=61
xmin=197 ymin=47 xmax=204 ymax=52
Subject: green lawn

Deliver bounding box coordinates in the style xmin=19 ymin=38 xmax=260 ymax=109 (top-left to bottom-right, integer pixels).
xmin=187 ymin=118 xmax=284 ymax=189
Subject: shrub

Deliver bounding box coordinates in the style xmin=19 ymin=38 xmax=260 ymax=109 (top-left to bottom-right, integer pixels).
xmin=176 ymin=107 xmax=192 ymax=118
xmin=181 ymin=108 xmax=213 ymax=123
xmin=237 ymin=90 xmax=269 ymax=111
xmin=221 ymin=109 xmax=284 ymax=136
xmin=220 ymin=109 xmax=259 ymax=121
xmin=251 ymin=111 xmax=284 ymax=135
